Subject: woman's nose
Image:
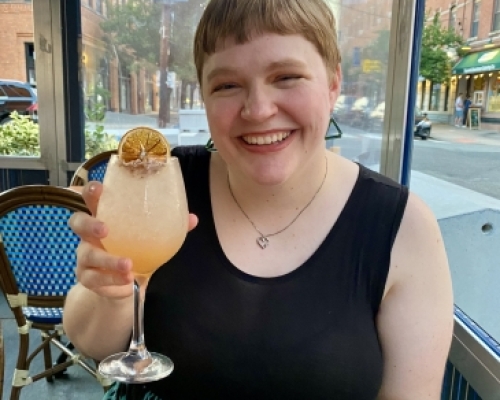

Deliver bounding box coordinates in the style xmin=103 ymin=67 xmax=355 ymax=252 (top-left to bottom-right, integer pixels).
xmin=240 ymin=85 xmax=278 ymax=122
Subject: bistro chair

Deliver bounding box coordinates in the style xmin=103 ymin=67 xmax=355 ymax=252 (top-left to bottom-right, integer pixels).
xmin=0 ymin=185 xmax=110 ymax=399
xmin=0 ymin=320 xmax=4 ymax=399
xmin=70 ymin=149 xmax=117 ymax=186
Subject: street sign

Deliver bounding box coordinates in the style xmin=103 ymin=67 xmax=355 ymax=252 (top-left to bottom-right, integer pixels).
xmin=362 ymin=59 xmax=382 ymax=73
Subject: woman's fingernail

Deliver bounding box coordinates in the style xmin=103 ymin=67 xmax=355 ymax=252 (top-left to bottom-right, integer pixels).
xmin=93 ymin=222 xmax=105 ymax=236
xmin=117 ymin=259 xmax=131 ymax=272
xmin=88 ymin=183 xmax=97 ymax=194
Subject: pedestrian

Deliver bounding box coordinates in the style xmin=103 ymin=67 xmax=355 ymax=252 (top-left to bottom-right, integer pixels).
xmin=463 ymin=95 xmax=472 ymax=127
xmin=64 ymin=0 xmax=454 ymax=399
xmin=455 ymin=93 xmax=464 ymax=127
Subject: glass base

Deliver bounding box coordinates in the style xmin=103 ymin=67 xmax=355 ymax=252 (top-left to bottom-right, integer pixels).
xmin=98 ymin=351 xmax=174 ymax=383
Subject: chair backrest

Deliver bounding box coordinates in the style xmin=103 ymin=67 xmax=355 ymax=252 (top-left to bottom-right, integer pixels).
xmin=70 ymin=149 xmax=117 ymax=186
xmin=0 ymin=186 xmax=89 ymax=308
xmin=0 ymin=320 xmax=3 ymax=399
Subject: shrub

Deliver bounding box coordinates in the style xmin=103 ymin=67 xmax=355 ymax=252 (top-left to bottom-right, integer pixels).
xmin=0 ymin=111 xmax=40 ymax=156
xmin=85 ymin=124 xmax=119 ymax=159
xmin=0 ymin=111 xmax=118 ymax=158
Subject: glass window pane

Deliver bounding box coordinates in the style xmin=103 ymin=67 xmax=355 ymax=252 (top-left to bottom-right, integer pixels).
xmin=0 ymin=1 xmax=39 ymax=157
xmin=81 ymin=0 xmax=209 ymax=158
xmin=413 ymin=10 xmax=500 ymax=346
xmin=328 ymin=0 xmax=394 ymax=169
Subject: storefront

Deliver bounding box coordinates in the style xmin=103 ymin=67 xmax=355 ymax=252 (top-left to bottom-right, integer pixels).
xmin=452 ymin=48 xmax=500 ymax=125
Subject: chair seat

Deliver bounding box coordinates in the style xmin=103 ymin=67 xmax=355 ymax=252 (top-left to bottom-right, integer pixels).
xmin=23 ymin=307 xmax=63 ymax=325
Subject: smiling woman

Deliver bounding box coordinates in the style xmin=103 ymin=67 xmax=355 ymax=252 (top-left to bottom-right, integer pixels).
xmin=63 ymin=1 xmax=454 ymax=399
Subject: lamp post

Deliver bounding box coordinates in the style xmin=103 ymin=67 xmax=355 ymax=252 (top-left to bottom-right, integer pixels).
xmin=154 ymin=0 xmax=187 ymax=127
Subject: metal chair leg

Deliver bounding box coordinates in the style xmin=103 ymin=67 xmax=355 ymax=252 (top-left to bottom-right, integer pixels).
xmin=42 ymin=332 xmax=54 ymax=382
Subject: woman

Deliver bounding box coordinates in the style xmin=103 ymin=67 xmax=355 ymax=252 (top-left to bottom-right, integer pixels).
xmin=63 ymin=0 xmax=453 ymax=399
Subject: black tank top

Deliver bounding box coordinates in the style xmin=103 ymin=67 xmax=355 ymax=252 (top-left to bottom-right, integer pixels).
xmin=141 ymin=145 xmax=409 ymax=400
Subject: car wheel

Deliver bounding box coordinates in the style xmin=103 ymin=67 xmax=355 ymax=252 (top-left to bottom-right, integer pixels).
xmin=0 ymin=117 xmax=12 ymax=126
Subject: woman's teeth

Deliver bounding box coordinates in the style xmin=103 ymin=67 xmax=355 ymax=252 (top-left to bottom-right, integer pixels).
xmin=242 ymin=131 xmax=291 ymax=145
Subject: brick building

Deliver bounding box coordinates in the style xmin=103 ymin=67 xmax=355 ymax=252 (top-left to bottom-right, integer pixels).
xmin=0 ymin=3 xmax=35 ymax=84
xmin=335 ymin=0 xmax=393 ymax=105
xmin=419 ymin=0 xmax=500 ymax=128
xmin=0 ymin=1 xmax=156 ymax=116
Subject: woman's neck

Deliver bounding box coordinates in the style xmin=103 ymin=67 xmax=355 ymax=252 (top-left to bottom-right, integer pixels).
xmin=222 ymin=149 xmax=329 ymax=213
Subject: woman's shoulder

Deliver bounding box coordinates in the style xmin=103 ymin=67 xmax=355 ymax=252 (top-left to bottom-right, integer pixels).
xmin=171 ymin=145 xmax=209 ymax=160
xmin=171 ymin=145 xmax=210 ymax=174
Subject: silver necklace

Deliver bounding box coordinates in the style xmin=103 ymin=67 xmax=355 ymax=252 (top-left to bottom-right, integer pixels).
xmin=227 ymin=157 xmax=328 ymax=249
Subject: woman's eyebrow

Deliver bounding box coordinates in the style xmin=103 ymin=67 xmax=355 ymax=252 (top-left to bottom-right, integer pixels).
xmin=206 ymin=67 xmax=237 ymax=83
xmin=265 ymin=59 xmax=307 ymax=71
xmin=205 ymin=59 xmax=307 ymax=83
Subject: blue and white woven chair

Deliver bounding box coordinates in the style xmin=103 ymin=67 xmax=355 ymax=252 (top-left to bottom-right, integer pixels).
xmin=0 ymin=320 xmax=4 ymax=399
xmin=0 ymin=185 xmax=110 ymax=399
xmin=70 ymin=149 xmax=117 ymax=186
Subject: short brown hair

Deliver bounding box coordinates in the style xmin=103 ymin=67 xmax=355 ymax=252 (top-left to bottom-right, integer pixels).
xmin=194 ymin=0 xmax=341 ymax=86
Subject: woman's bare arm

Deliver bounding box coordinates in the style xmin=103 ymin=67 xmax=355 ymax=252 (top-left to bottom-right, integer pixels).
xmin=63 ymin=182 xmax=198 ymax=360
xmin=64 ymin=283 xmax=133 ymax=360
xmin=377 ymin=193 xmax=454 ymax=400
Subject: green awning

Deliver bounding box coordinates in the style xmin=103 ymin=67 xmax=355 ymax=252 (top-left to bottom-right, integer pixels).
xmin=452 ymin=49 xmax=500 ymax=75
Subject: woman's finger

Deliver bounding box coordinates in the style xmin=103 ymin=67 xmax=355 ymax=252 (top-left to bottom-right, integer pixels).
xmin=76 ymin=241 xmax=131 ymax=278
xmin=188 ymin=213 xmax=198 ymax=232
xmin=69 ymin=212 xmax=108 ymax=249
xmin=78 ymin=268 xmax=135 ymax=299
xmin=81 ymin=181 xmax=103 ymax=216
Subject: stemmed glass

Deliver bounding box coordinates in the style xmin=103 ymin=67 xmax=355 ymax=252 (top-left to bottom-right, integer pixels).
xmin=96 ymin=151 xmax=188 ymax=383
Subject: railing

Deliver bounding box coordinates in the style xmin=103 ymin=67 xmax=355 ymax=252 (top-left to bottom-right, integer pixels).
xmin=443 ymin=362 xmax=482 ymax=400
xmin=442 ymin=307 xmax=500 ymax=400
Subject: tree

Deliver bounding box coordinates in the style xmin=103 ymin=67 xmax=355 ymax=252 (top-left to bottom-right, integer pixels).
xmin=362 ymin=30 xmax=390 ymax=103
xmin=101 ymin=0 xmax=206 ymax=124
xmin=419 ymin=12 xmax=464 ymax=84
xmin=170 ymin=0 xmax=207 ymax=109
xmin=101 ymin=1 xmax=163 ymax=69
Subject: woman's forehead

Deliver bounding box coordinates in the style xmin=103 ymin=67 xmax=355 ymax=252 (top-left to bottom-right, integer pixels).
xmin=205 ymin=33 xmax=316 ymax=67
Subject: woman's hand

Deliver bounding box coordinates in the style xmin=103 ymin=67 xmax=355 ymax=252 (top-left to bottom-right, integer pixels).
xmin=69 ymin=182 xmax=198 ymax=300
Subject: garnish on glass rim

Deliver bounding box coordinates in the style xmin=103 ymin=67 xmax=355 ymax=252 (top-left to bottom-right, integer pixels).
xmin=118 ymin=126 xmax=171 ymax=165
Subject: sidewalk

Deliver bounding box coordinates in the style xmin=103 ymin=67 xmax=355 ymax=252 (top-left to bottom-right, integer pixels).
xmin=430 ymin=123 xmax=500 ymax=146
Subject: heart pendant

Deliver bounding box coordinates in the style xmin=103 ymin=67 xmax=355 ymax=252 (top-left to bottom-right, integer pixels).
xmin=257 ymin=236 xmax=269 ymax=249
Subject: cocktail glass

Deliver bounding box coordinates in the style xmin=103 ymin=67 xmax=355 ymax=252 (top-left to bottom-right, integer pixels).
xmin=96 ymin=154 xmax=188 ymax=383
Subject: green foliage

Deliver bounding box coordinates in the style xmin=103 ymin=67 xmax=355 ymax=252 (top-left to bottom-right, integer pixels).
xmin=0 ymin=112 xmax=40 ymax=156
xmin=169 ymin=0 xmax=207 ymax=83
xmin=85 ymin=101 xmax=107 ymax=123
xmin=85 ymin=124 xmax=118 ymax=159
xmin=85 ymin=86 xmax=111 ymax=122
xmin=419 ymin=13 xmax=464 ymax=84
xmin=0 ymin=111 xmax=117 ymax=158
xmin=102 ymin=0 xmax=163 ymax=67
xmin=102 ymin=0 xmax=206 ymax=80
xmin=363 ymin=30 xmax=390 ymax=63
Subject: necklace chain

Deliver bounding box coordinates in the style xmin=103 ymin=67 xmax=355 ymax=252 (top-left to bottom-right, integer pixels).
xmin=227 ymin=156 xmax=328 ymax=249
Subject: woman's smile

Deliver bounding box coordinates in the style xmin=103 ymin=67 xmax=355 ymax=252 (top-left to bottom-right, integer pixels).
xmin=241 ymin=130 xmax=292 ymax=146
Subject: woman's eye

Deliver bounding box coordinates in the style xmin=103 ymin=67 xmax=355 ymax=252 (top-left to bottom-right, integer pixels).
xmin=213 ymin=83 xmax=237 ymax=92
xmin=277 ymin=75 xmax=301 ymax=82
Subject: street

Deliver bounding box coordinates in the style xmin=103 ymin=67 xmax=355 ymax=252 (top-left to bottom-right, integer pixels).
xmin=330 ymin=124 xmax=500 ymax=200
xmin=97 ymin=113 xmax=500 ymax=200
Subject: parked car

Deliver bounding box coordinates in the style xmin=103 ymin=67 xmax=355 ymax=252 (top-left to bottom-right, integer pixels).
xmin=333 ymin=95 xmax=356 ymax=124
xmin=369 ymin=102 xmax=431 ymax=135
xmin=0 ymin=79 xmax=37 ymax=125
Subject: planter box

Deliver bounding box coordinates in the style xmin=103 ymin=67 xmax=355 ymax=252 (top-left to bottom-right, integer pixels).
xmin=178 ymin=109 xmax=209 ymax=132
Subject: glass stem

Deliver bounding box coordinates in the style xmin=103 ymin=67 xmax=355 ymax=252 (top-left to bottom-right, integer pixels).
xmin=128 ymin=278 xmax=149 ymax=360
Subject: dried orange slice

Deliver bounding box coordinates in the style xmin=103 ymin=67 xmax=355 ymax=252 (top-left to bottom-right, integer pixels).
xmin=118 ymin=127 xmax=170 ymax=163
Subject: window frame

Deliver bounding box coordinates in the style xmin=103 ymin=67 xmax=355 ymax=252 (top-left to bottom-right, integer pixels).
xmin=493 ymin=0 xmax=500 ymax=32
xmin=449 ymin=5 xmax=456 ymax=31
xmin=470 ymin=0 xmax=480 ymax=38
